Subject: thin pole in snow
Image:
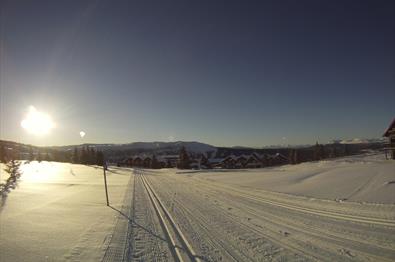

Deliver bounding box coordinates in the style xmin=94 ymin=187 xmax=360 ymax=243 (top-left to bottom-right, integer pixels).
xmin=103 ymin=161 xmax=109 ymax=206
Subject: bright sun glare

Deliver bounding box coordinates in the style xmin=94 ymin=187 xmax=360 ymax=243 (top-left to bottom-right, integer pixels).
xmin=21 ymin=106 xmax=55 ymax=135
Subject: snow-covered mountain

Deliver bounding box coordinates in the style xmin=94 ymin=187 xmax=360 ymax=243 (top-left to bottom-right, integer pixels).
xmin=331 ymin=138 xmax=386 ymax=144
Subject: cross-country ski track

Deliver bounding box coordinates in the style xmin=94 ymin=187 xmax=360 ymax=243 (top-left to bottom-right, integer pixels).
xmin=103 ymin=167 xmax=395 ymax=262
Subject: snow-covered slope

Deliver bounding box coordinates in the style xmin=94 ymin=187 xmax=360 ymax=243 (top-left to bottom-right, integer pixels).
xmin=181 ymin=152 xmax=395 ymax=204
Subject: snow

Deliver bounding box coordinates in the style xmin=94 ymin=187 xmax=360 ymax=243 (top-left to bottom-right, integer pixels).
xmin=1 ymin=153 xmax=394 ymax=261
xmin=0 ymin=161 xmax=131 ymax=262
xmin=181 ymin=152 xmax=395 ymax=204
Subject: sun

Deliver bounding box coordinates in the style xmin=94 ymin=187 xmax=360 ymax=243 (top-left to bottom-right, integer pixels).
xmin=21 ymin=106 xmax=55 ymax=135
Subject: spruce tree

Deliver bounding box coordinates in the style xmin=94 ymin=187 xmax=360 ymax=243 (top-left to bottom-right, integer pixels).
xmin=5 ymin=160 xmax=22 ymax=184
xmin=44 ymin=151 xmax=51 ymax=161
xmin=73 ymin=148 xmax=79 ymax=163
xmin=314 ymin=142 xmax=321 ymax=160
xmin=288 ymin=149 xmax=294 ymax=164
xmin=0 ymin=145 xmax=6 ymax=163
xmin=37 ymin=151 xmax=42 ymax=162
xmin=28 ymin=146 xmax=34 ymax=161
xmin=151 ymin=154 xmax=159 ymax=169
xmin=81 ymin=146 xmax=88 ymax=164
xmin=293 ymin=149 xmax=298 ymax=164
xmin=319 ymin=144 xmax=325 ymax=159
xmin=89 ymin=147 xmax=95 ymax=164
xmin=96 ymin=151 xmax=104 ymax=166
xmin=178 ymin=146 xmax=190 ymax=169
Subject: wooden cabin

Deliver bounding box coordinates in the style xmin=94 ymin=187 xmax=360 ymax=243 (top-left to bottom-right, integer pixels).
xmin=383 ymin=118 xmax=395 ymax=160
xmin=143 ymin=157 xmax=152 ymax=168
xmin=127 ymin=157 xmax=134 ymax=167
xmin=156 ymin=157 xmax=167 ymax=168
xmin=207 ymin=158 xmax=224 ymax=168
xmin=245 ymin=154 xmax=263 ymax=168
xmin=221 ymin=155 xmax=237 ymax=169
xmin=270 ymin=153 xmax=289 ymax=166
xmin=235 ymin=155 xmax=248 ymax=168
xmin=133 ymin=156 xmax=143 ymax=167
xmin=162 ymin=155 xmax=179 ymax=168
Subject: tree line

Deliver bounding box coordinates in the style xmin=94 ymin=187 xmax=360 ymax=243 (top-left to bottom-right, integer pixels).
xmin=0 ymin=144 xmax=104 ymax=166
xmin=72 ymin=146 xmax=104 ymax=166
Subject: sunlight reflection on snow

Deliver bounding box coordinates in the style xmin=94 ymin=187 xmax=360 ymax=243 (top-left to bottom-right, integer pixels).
xmin=20 ymin=161 xmax=62 ymax=183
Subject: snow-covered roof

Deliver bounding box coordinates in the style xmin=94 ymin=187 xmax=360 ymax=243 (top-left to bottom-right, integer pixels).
xmin=162 ymin=155 xmax=179 ymax=159
xmin=272 ymin=153 xmax=288 ymax=160
xmin=208 ymin=158 xmax=225 ymax=163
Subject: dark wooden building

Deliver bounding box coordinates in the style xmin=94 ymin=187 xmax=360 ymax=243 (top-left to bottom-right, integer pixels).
xmin=383 ymin=118 xmax=395 ymax=160
xmin=133 ymin=156 xmax=143 ymax=167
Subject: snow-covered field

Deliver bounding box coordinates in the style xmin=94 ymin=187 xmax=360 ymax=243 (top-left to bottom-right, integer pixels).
xmin=1 ymin=153 xmax=395 ymax=261
xmin=180 ymin=152 xmax=395 ymax=204
xmin=0 ymin=161 xmax=132 ymax=261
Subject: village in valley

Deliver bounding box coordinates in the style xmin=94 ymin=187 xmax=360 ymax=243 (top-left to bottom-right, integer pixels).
xmin=120 ymin=119 xmax=395 ymax=170
xmin=1 ymin=117 xmax=394 ymax=171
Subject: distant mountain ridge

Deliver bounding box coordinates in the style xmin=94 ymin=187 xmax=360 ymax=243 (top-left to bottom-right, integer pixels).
xmin=52 ymin=141 xmax=217 ymax=154
xmin=331 ymin=137 xmax=386 ymax=144
xmin=0 ymin=138 xmax=386 ymax=161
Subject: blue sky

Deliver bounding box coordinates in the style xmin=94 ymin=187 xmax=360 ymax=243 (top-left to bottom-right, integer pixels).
xmin=0 ymin=0 xmax=394 ymax=147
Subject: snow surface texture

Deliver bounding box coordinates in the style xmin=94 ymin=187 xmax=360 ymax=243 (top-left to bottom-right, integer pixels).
xmin=0 ymin=162 xmax=131 ymax=262
xmin=182 ymin=152 xmax=395 ymax=204
xmin=1 ymin=153 xmax=395 ymax=261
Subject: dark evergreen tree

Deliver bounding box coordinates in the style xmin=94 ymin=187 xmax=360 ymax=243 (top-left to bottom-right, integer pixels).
xmin=89 ymin=147 xmax=96 ymax=165
xmin=344 ymin=144 xmax=349 ymax=156
xmin=37 ymin=151 xmax=42 ymax=162
xmin=328 ymin=145 xmax=337 ymax=158
xmin=52 ymin=150 xmax=63 ymax=162
xmin=314 ymin=142 xmax=322 ymax=161
xmin=178 ymin=146 xmax=190 ymax=169
xmin=293 ymin=149 xmax=298 ymax=164
xmin=320 ymin=144 xmax=325 ymax=159
xmin=289 ymin=149 xmax=298 ymax=164
xmin=151 ymin=154 xmax=159 ymax=169
xmin=28 ymin=146 xmax=34 ymax=161
xmin=96 ymin=151 xmax=104 ymax=166
xmin=4 ymin=159 xmax=22 ymax=184
xmin=45 ymin=152 xmax=51 ymax=161
xmin=2 ymin=159 xmax=22 ymax=194
xmin=10 ymin=146 xmax=19 ymax=161
xmin=81 ymin=146 xmax=88 ymax=164
xmin=0 ymin=145 xmax=6 ymax=163
xmin=72 ymin=148 xmax=79 ymax=163
xmin=288 ymin=148 xmax=294 ymax=164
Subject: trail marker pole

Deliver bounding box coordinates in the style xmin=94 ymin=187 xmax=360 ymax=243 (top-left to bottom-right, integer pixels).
xmin=103 ymin=161 xmax=109 ymax=206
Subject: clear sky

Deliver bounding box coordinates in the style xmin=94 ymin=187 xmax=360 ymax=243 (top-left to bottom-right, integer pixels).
xmin=0 ymin=0 xmax=394 ymax=147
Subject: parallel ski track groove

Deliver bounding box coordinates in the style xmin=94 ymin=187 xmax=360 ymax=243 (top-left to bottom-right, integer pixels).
xmin=144 ymin=174 xmax=254 ymax=262
xmin=196 ymin=178 xmax=395 ymax=227
xmin=192 ymin=177 xmax=395 ymax=261
xmin=139 ymin=171 xmax=202 ymax=262
xmin=149 ymin=173 xmax=323 ymax=261
xmin=151 ymin=172 xmax=395 ymax=261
